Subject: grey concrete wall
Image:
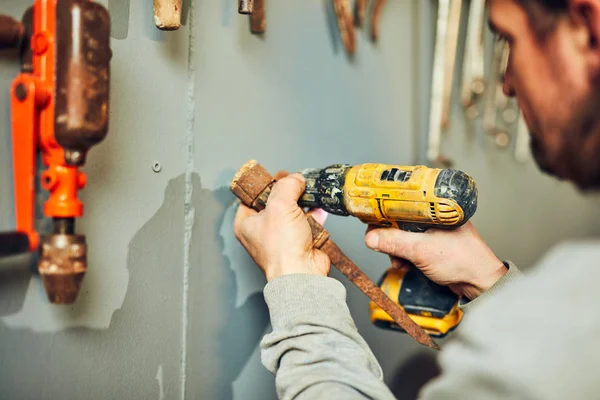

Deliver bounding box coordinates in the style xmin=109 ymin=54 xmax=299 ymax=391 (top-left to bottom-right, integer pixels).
xmin=1 ymin=1 xmax=599 ymax=399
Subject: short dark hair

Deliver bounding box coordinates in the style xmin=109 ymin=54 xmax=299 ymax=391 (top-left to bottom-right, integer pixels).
xmin=518 ymin=0 xmax=568 ymax=37
xmin=522 ymin=0 xmax=568 ymax=12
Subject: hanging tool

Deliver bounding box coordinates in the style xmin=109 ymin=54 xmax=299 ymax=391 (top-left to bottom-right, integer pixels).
xmin=249 ymin=0 xmax=265 ymax=34
xmin=333 ymin=0 xmax=356 ymax=55
xmin=514 ymin=113 xmax=529 ymax=163
xmin=369 ymin=0 xmax=386 ymax=42
xmin=153 ymin=0 xmax=182 ymax=31
xmin=441 ymin=0 xmax=462 ymax=131
xmin=231 ymin=161 xmax=441 ymax=351
xmin=427 ymin=0 xmax=452 ymax=167
xmin=354 ymin=0 xmax=385 ymax=42
xmin=461 ymin=0 xmax=486 ymax=119
xmin=297 ymin=163 xmax=477 ymax=337
xmin=238 ymin=0 xmax=264 ymax=34
xmin=0 ymin=0 xmax=111 ymax=304
xmin=355 ymin=0 xmax=367 ymax=27
xmin=483 ymin=36 xmax=518 ymax=148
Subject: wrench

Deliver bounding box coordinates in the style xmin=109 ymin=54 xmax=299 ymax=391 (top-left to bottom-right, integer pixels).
xmin=441 ymin=0 xmax=462 ymax=131
xmin=427 ymin=0 xmax=452 ymax=166
xmin=461 ymin=0 xmax=486 ymax=119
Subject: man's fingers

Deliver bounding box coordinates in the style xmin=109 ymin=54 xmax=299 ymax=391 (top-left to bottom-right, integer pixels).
xmin=268 ymin=173 xmax=306 ymax=207
xmin=365 ymin=227 xmax=425 ymax=261
xmin=234 ymin=203 xmax=258 ymax=237
xmin=308 ymin=208 xmax=328 ymax=226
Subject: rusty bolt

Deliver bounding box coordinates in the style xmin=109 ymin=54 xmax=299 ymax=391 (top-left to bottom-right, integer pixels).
xmin=15 ymin=83 xmax=27 ymax=101
xmin=32 ymin=32 xmax=49 ymax=55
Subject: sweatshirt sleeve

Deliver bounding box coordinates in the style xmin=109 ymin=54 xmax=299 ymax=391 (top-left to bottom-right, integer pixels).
xmin=260 ymin=274 xmax=396 ymax=400
xmin=458 ymin=261 xmax=523 ymax=313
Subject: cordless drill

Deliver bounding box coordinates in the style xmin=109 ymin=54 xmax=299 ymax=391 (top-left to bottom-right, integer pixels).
xmin=297 ymin=163 xmax=478 ymax=337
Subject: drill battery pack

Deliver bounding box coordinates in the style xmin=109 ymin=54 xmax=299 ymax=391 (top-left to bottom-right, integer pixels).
xmin=370 ymin=266 xmax=464 ymax=338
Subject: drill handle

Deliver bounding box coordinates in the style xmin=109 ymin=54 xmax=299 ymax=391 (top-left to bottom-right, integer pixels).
xmin=399 ymin=261 xmax=459 ymax=318
xmin=397 ymin=223 xmax=428 ymax=233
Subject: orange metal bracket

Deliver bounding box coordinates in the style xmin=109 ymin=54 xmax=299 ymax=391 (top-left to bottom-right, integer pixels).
xmin=11 ymin=76 xmax=44 ymax=251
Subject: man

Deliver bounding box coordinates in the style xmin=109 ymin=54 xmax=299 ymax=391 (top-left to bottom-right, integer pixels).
xmin=234 ymin=0 xmax=600 ymax=398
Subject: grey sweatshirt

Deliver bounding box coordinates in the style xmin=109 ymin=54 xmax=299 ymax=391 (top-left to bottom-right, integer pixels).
xmin=260 ymin=241 xmax=600 ymax=399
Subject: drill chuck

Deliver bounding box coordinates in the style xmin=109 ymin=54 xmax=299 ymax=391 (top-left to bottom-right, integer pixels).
xmin=299 ymin=165 xmax=352 ymax=216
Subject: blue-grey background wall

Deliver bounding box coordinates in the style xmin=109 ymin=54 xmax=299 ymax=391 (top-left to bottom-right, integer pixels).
xmin=1 ymin=1 xmax=599 ymax=399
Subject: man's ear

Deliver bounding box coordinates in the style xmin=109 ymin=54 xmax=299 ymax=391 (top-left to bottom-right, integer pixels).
xmin=570 ymin=0 xmax=600 ymax=47
xmin=570 ymin=0 xmax=600 ymax=70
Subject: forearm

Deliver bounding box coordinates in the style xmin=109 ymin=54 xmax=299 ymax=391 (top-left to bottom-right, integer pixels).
xmin=261 ymin=274 xmax=395 ymax=400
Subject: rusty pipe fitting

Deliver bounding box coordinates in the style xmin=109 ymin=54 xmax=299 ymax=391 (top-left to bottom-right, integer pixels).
xmin=39 ymin=233 xmax=87 ymax=304
xmin=0 ymin=15 xmax=25 ymax=49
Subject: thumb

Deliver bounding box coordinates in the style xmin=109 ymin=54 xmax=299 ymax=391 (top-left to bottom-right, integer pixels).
xmin=365 ymin=228 xmax=424 ymax=261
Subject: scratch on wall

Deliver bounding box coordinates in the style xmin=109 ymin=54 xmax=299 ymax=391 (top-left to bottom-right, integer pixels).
xmin=156 ymin=364 xmax=165 ymax=400
xmin=181 ymin=0 xmax=196 ymax=399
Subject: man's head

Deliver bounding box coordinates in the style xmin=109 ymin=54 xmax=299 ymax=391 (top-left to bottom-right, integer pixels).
xmin=488 ymin=0 xmax=600 ymax=189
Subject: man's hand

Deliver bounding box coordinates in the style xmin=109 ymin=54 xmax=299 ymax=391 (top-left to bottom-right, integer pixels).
xmin=365 ymin=222 xmax=507 ymax=300
xmin=234 ymin=172 xmax=330 ymax=282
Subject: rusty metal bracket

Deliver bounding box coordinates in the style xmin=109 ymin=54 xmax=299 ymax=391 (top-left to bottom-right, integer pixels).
xmin=231 ymin=160 xmax=440 ymax=351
